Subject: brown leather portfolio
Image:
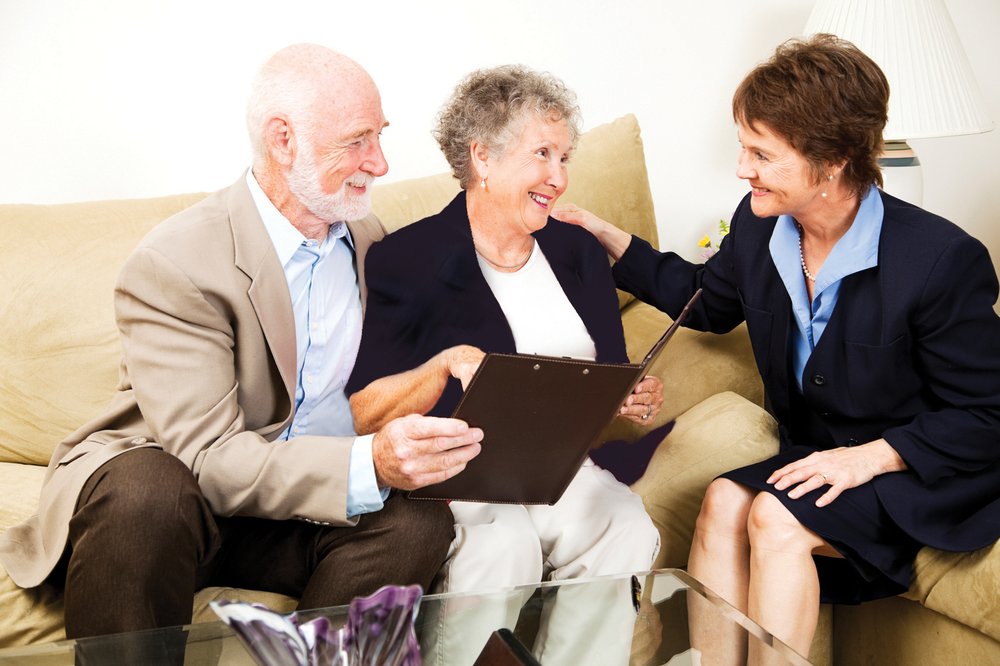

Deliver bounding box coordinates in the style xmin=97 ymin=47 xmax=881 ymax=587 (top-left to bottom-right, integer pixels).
xmin=472 ymin=629 xmax=541 ymax=666
xmin=409 ymin=289 xmax=702 ymax=505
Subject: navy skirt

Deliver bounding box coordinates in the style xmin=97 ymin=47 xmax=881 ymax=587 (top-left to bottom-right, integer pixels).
xmin=722 ymin=445 xmax=923 ymax=605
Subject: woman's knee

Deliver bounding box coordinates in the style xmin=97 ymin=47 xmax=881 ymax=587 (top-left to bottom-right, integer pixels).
xmin=695 ymin=478 xmax=755 ymax=535
xmin=611 ymin=501 xmax=661 ymax=568
xmin=746 ymin=492 xmax=820 ymax=552
xmin=602 ymin=495 xmax=660 ymax=553
xmin=448 ymin=505 xmax=543 ymax=588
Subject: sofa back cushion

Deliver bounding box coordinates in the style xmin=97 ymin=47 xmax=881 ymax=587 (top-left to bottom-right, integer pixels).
xmin=0 ymin=114 xmax=657 ymax=466
xmin=0 ymin=194 xmax=208 ymax=465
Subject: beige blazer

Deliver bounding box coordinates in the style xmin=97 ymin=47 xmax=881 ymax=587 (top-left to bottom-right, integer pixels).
xmin=0 ymin=176 xmax=386 ymax=588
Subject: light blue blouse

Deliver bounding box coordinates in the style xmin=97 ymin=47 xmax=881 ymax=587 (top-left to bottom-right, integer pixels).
xmin=768 ymin=185 xmax=884 ymax=390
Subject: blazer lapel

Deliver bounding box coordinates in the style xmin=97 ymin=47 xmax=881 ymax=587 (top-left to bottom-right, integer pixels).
xmin=227 ymin=177 xmax=297 ymax=402
xmin=433 ymin=193 xmax=516 ymax=350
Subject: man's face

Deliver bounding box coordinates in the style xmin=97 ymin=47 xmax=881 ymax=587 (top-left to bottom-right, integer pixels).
xmin=287 ymin=81 xmax=389 ymax=223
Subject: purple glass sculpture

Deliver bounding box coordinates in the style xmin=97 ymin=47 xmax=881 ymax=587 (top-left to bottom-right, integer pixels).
xmin=211 ymin=584 xmax=423 ymax=666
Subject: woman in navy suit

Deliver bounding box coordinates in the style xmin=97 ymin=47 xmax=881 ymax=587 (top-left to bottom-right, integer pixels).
xmin=556 ymin=34 xmax=1000 ymax=662
xmin=346 ymin=66 xmax=663 ymax=665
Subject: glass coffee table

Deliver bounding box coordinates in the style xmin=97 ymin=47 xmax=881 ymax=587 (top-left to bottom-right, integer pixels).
xmin=0 ymin=569 xmax=811 ymax=665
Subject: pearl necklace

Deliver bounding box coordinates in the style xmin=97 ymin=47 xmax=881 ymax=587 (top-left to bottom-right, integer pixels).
xmin=796 ymin=224 xmax=817 ymax=283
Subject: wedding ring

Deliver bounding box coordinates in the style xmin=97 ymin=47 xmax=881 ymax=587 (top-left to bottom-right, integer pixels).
xmin=820 ymin=473 xmax=829 ymax=484
xmin=641 ymin=405 xmax=652 ymax=420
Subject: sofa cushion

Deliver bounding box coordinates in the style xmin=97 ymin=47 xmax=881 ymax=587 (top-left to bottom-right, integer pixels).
xmin=904 ymin=541 xmax=999 ymax=641
xmin=0 ymin=194 xmax=208 ymax=466
xmin=600 ymin=300 xmax=764 ymax=443
xmin=0 ymin=463 xmax=64 ymax=647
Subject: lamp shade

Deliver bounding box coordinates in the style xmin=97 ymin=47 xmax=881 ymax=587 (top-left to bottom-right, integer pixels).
xmin=804 ymin=0 xmax=993 ymax=140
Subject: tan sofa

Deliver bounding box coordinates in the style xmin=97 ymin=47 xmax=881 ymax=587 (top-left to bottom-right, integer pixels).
xmin=0 ymin=114 xmax=996 ymax=664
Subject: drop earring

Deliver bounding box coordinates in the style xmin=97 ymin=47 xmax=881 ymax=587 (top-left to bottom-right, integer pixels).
xmin=821 ymin=173 xmax=833 ymax=198
xmin=480 ymin=177 xmax=487 ymax=190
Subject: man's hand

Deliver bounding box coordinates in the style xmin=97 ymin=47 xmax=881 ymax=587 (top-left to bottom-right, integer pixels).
xmin=437 ymin=345 xmax=485 ymax=390
xmin=372 ymin=414 xmax=484 ymax=490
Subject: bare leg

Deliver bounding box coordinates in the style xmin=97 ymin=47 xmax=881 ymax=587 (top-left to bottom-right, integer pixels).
xmin=745 ymin=493 xmax=837 ymax=665
xmin=687 ymin=479 xmax=756 ymax=665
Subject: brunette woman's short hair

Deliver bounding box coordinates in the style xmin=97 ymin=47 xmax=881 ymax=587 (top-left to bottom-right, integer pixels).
xmin=733 ymin=34 xmax=889 ymax=198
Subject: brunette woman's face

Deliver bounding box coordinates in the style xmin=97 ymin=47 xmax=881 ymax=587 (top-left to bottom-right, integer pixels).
xmin=735 ymin=120 xmax=826 ymax=221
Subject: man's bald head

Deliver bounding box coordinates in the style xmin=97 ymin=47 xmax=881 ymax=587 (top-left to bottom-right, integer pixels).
xmin=245 ymin=44 xmax=388 ymax=232
xmin=246 ymin=43 xmax=378 ymax=165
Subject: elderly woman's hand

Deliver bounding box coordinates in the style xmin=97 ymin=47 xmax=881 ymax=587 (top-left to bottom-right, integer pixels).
xmin=618 ymin=375 xmax=664 ymax=425
xmin=552 ymin=204 xmax=633 ymax=261
xmin=768 ymin=438 xmax=908 ymax=507
xmin=437 ymin=345 xmax=486 ymax=390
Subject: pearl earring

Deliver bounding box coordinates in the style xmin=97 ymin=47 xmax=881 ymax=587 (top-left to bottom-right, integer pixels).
xmin=821 ymin=173 xmax=833 ymax=198
xmin=480 ymin=177 xmax=487 ymax=190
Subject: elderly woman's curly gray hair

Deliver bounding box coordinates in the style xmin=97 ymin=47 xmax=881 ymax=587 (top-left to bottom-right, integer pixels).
xmin=434 ymin=65 xmax=581 ymax=189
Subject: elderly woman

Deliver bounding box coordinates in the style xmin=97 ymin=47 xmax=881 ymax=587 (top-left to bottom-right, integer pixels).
xmin=556 ymin=34 xmax=1000 ymax=662
xmin=345 ymin=66 xmax=661 ymax=664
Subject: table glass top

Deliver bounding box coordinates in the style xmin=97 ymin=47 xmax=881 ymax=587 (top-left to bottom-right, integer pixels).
xmin=0 ymin=569 xmax=811 ymax=665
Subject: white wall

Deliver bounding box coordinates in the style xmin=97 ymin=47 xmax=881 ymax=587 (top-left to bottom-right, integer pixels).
xmin=2 ymin=0 xmax=998 ymax=267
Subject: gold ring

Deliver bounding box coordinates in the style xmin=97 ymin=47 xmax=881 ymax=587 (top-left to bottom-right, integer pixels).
xmin=641 ymin=405 xmax=651 ymax=420
xmin=820 ymin=473 xmax=829 ymax=484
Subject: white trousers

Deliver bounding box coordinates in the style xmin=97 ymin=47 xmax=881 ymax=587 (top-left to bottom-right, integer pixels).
xmin=423 ymin=460 xmax=660 ymax=666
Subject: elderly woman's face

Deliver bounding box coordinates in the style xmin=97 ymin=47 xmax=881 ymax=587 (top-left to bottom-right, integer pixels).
xmin=486 ymin=114 xmax=572 ymax=233
xmin=736 ymin=120 xmax=825 ymax=222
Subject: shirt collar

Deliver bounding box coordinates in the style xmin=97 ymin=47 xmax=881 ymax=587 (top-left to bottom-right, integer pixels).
xmin=245 ymin=169 xmax=354 ymax=268
xmin=770 ymin=184 xmax=883 ymax=296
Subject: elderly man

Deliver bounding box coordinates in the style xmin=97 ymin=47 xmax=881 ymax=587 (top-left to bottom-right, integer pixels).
xmin=0 ymin=43 xmax=482 ymax=639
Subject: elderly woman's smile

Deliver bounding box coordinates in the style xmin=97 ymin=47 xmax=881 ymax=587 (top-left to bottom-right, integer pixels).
xmin=480 ymin=115 xmax=572 ymax=232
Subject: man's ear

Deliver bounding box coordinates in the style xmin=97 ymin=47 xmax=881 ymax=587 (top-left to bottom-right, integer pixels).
xmin=469 ymin=140 xmax=490 ymax=181
xmin=265 ymin=116 xmax=295 ymax=167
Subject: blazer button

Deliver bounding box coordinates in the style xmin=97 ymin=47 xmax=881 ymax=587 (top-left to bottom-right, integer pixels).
xmin=130 ymin=437 xmax=148 ymax=446
xmin=811 ymin=374 xmax=826 ymax=386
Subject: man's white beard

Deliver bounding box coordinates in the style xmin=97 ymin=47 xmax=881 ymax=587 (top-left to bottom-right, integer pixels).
xmin=287 ymin=135 xmax=374 ymax=223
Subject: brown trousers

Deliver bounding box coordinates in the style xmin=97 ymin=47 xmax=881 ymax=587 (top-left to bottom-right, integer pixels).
xmin=58 ymin=447 xmax=453 ymax=639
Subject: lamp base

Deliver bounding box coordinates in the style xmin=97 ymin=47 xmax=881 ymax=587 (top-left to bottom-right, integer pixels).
xmin=879 ymin=140 xmax=923 ymax=206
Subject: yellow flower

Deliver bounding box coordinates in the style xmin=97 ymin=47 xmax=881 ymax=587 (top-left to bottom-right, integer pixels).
xmin=697 ymin=235 xmax=711 ymax=248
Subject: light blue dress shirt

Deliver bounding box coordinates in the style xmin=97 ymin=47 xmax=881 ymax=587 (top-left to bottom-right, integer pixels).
xmin=246 ymin=171 xmax=386 ymax=517
xmin=769 ymin=185 xmax=883 ymax=390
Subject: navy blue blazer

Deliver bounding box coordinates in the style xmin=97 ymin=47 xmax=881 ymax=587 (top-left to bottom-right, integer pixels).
xmin=613 ymin=190 xmax=1000 ymax=552
xmin=346 ymin=191 xmax=628 ymax=417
